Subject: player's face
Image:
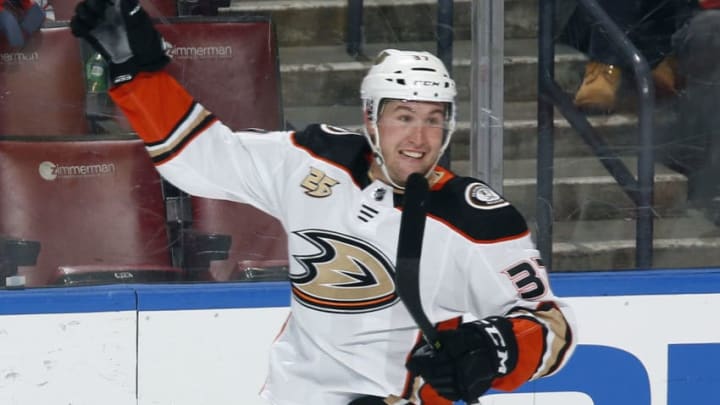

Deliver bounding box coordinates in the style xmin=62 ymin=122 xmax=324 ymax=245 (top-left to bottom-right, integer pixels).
xmin=370 ymin=100 xmax=446 ymax=187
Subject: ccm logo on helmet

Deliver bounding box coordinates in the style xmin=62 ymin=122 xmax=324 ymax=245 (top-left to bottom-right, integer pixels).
xmin=413 ymin=80 xmax=441 ymax=87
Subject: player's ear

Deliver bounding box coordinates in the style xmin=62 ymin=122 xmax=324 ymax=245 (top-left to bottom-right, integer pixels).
xmin=363 ymin=109 xmax=376 ymax=137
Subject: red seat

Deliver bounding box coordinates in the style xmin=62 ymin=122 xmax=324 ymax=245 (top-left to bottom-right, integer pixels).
xmin=158 ymin=17 xmax=283 ymax=131
xmin=98 ymin=17 xmax=285 ymax=136
xmin=0 ymin=18 xmax=286 ymax=285
xmin=0 ymin=138 xmax=177 ymax=286
xmin=159 ymin=17 xmax=288 ymax=282
xmin=190 ymin=200 xmax=287 ymax=281
xmin=0 ymin=25 xmax=89 ymax=136
xmin=50 ymin=0 xmax=177 ymax=21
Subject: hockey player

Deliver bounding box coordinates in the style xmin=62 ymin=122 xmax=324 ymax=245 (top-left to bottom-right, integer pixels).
xmin=70 ymin=0 xmax=577 ymax=404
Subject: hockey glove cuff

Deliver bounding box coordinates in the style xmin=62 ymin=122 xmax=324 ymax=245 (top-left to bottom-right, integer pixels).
xmin=70 ymin=0 xmax=169 ymax=85
xmin=406 ymin=316 xmax=518 ymax=402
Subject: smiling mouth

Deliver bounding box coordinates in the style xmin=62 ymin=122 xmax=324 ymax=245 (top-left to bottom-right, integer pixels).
xmin=400 ymin=150 xmax=424 ymax=159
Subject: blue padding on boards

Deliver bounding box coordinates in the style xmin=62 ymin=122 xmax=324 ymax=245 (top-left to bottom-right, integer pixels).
xmin=549 ymin=268 xmax=720 ymax=297
xmin=668 ymin=343 xmax=720 ymax=405
xmin=0 ymin=285 xmax=137 ymax=314
xmin=135 ymin=282 xmax=291 ymax=311
xmin=3 ymin=268 xmax=720 ymax=314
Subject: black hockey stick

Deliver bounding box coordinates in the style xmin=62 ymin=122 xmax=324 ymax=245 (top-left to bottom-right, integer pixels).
xmin=395 ymin=172 xmax=440 ymax=350
xmin=396 ymin=174 xmax=482 ymax=405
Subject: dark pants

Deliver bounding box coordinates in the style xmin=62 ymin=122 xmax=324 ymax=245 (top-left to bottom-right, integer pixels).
xmin=672 ymin=10 xmax=720 ymax=207
xmin=561 ymin=0 xmax=689 ymax=68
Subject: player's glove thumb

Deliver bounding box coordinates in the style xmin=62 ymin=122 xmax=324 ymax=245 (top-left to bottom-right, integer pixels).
xmin=70 ymin=0 xmax=169 ymax=85
xmin=406 ymin=316 xmax=518 ymax=402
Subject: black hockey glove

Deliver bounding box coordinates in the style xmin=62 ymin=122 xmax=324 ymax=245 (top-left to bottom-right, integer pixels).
xmin=70 ymin=0 xmax=169 ymax=85
xmin=406 ymin=317 xmax=518 ymax=402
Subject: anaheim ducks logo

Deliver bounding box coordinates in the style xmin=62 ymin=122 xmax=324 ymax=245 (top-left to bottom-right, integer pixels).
xmin=290 ymin=229 xmax=399 ymax=313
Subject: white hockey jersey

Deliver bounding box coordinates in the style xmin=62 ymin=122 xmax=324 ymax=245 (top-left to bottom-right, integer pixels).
xmin=110 ymin=72 xmax=576 ymax=405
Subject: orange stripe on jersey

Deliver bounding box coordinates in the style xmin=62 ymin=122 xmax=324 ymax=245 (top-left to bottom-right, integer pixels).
xmin=491 ymin=317 xmax=545 ymax=391
xmin=291 ymin=286 xmax=396 ymax=308
xmin=515 ymin=302 xmax=574 ymax=378
xmin=109 ymin=71 xmax=194 ymax=144
xmin=428 ymin=166 xmax=455 ymax=191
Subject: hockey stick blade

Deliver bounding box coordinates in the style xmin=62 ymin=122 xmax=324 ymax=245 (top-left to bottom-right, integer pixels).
xmin=395 ymin=173 xmax=440 ymax=349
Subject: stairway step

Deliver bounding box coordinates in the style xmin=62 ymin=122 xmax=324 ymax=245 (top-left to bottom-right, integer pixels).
xmin=277 ymin=39 xmax=586 ymax=106
xmin=452 ymin=156 xmax=688 ymax=221
xmin=453 ymin=99 xmax=679 ymax=160
xmin=222 ymin=0 xmax=539 ymax=47
xmin=550 ymin=213 xmax=720 ymax=270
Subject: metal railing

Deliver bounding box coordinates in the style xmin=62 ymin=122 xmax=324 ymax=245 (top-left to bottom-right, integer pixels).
xmin=470 ymin=0 xmax=505 ymax=193
xmin=537 ymin=0 xmax=656 ymax=270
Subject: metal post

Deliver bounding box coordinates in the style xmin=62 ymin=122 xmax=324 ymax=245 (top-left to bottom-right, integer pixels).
xmin=437 ymin=0 xmax=454 ymax=169
xmin=471 ymin=0 xmax=504 ymax=192
xmin=437 ymin=0 xmax=454 ymax=74
xmin=470 ymin=0 xmax=505 ymax=193
xmin=537 ymin=0 xmax=556 ymax=270
xmin=346 ymin=0 xmax=364 ymax=59
xmin=577 ymin=0 xmax=654 ymax=268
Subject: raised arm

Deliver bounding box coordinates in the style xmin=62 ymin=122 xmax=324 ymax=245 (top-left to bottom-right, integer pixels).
xmin=70 ymin=0 xmax=288 ymax=218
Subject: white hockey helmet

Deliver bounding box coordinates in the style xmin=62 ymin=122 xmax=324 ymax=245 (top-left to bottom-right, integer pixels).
xmin=360 ymin=49 xmax=457 ymax=187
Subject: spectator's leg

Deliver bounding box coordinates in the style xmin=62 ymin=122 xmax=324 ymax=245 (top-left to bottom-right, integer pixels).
xmin=574 ymin=0 xmax=643 ymax=112
xmin=0 ymin=5 xmax=24 ymax=48
xmin=19 ymin=1 xmax=44 ymax=34
xmin=554 ymin=0 xmax=586 ymax=49
xmin=635 ymin=0 xmax=686 ymax=94
xmin=588 ymin=0 xmax=642 ymax=66
xmin=674 ymin=10 xmax=720 ymax=222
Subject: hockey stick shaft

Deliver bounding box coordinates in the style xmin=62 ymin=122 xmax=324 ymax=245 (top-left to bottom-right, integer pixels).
xmin=395 ymin=173 xmax=440 ymax=349
xmin=397 ymin=176 xmax=482 ymax=404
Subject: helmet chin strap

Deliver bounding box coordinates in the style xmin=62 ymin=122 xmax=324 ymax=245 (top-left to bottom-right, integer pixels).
xmin=364 ymin=122 xmax=444 ymax=192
